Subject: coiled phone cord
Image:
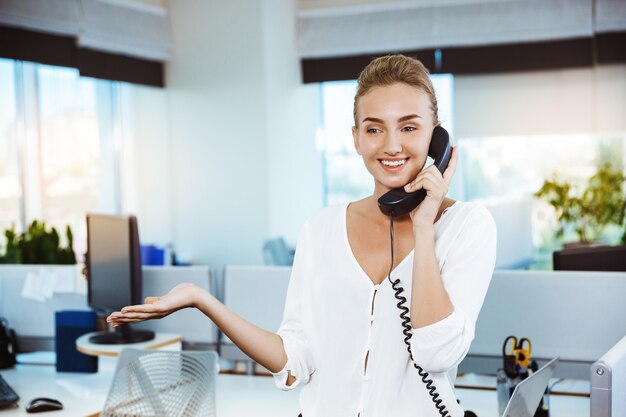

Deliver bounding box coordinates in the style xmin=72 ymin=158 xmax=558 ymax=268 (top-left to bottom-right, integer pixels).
xmin=387 ymin=214 xmax=450 ymax=417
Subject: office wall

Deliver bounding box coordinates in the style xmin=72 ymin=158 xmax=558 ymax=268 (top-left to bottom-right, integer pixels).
xmin=120 ymin=84 xmax=173 ymax=247
xmin=262 ymin=0 xmax=324 ymax=245
xmin=165 ymin=0 xmax=268 ymax=267
xmin=454 ymin=64 xmax=626 ymax=137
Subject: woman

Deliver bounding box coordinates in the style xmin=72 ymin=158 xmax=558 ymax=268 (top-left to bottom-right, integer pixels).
xmin=108 ymin=54 xmax=497 ymax=417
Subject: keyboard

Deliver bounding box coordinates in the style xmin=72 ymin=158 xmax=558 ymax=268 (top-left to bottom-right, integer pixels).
xmin=0 ymin=374 xmax=19 ymax=406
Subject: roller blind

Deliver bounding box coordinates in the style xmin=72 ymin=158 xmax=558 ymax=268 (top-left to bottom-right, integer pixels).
xmin=0 ymin=0 xmax=171 ymax=61
xmin=453 ymin=64 xmax=626 ymax=138
xmin=298 ymin=0 xmax=623 ymax=59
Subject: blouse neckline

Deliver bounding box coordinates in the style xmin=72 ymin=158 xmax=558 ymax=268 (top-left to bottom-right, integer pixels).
xmin=341 ymin=200 xmax=461 ymax=287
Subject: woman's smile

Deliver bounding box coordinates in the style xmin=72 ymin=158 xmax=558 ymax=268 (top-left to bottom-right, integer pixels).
xmin=379 ymin=157 xmax=409 ymax=172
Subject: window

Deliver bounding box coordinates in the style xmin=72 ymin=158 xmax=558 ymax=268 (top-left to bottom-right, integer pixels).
xmin=0 ymin=59 xmax=122 ymax=259
xmin=457 ymin=133 xmax=626 ymax=269
xmin=0 ymin=59 xmax=20 ymax=236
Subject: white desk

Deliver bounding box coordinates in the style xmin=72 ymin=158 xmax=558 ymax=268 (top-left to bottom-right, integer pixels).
xmin=0 ymin=359 xmax=302 ymax=417
xmin=0 ymin=360 xmax=589 ymax=417
xmin=75 ymin=332 xmax=182 ymax=357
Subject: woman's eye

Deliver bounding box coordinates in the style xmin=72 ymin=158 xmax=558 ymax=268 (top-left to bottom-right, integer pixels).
xmin=367 ymin=128 xmax=381 ymax=134
xmin=402 ymin=126 xmax=417 ymax=132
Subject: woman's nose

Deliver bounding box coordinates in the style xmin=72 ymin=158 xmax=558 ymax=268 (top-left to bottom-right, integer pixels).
xmin=384 ymin=132 xmax=402 ymax=155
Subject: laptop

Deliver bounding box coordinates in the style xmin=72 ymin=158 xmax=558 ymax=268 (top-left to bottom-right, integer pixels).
xmin=501 ymin=357 xmax=559 ymax=417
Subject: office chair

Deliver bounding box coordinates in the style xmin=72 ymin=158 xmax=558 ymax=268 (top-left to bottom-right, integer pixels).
xmin=100 ymin=349 xmax=218 ymax=417
xmin=262 ymin=237 xmax=295 ymax=266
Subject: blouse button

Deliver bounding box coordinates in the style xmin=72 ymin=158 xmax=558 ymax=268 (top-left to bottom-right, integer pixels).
xmin=370 ymin=314 xmax=376 ymax=322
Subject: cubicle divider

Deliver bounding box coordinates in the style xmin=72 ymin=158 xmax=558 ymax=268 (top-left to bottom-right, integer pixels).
xmin=0 ymin=265 xmax=88 ymax=349
xmin=3 ymin=262 xmax=624 ymax=379
xmin=0 ymin=265 xmax=215 ymax=351
xmin=464 ymin=270 xmax=626 ymax=380
xmin=220 ymin=265 xmax=291 ymax=364
xmin=220 ymin=266 xmax=626 ymax=380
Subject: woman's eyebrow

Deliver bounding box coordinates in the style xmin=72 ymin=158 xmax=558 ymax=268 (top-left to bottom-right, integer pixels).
xmin=361 ymin=114 xmax=421 ymax=124
xmin=361 ymin=116 xmax=384 ymax=124
xmin=398 ymin=114 xmax=421 ymax=122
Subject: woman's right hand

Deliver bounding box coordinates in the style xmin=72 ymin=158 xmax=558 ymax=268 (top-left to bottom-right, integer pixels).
xmin=106 ymin=283 xmax=199 ymax=327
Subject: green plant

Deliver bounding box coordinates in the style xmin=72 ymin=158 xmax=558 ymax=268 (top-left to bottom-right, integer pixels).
xmin=534 ymin=163 xmax=626 ymax=244
xmin=0 ymin=221 xmax=76 ymax=264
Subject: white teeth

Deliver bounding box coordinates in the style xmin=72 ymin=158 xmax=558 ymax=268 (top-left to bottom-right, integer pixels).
xmin=381 ymin=159 xmax=406 ymax=167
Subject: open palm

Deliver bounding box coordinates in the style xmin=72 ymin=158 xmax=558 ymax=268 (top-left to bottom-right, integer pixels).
xmin=107 ymin=283 xmax=198 ymax=327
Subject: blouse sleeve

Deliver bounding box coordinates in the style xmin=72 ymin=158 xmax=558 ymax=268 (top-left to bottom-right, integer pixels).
xmin=409 ymin=204 xmax=497 ymax=373
xmin=270 ymin=220 xmax=316 ymax=390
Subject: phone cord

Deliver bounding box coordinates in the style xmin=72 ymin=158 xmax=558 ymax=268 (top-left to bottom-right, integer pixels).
xmin=387 ymin=214 xmax=450 ymax=417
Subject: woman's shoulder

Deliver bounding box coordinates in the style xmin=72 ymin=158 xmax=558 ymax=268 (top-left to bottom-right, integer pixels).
xmin=444 ymin=200 xmax=497 ymax=237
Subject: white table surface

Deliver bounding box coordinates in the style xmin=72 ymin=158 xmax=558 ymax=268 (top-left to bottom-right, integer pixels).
xmin=75 ymin=332 xmax=182 ymax=357
xmin=0 ymin=356 xmax=589 ymax=417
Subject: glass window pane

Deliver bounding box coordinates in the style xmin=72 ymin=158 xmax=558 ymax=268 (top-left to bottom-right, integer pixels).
xmin=0 ymin=59 xmax=21 ymax=236
xmin=458 ymin=133 xmax=626 ymax=269
xmin=37 ymin=65 xmax=103 ymax=253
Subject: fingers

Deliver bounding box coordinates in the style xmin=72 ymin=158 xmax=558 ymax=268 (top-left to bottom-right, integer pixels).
xmin=404 ymin=147 xmax=458 ymax=192
xmin=404 ymin=168 xmax=446 ymax=194
xmin=107 ymin=310 xmax=164 ymax=327
xmin=106 ymin=301 xmax=163 ymax=327
xmin=123 ymin=302 xmax=162 ymax=313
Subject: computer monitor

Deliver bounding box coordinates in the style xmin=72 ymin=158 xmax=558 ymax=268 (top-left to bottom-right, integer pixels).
xmin=86 ymin=214 xmax=154 ymax=344
xmin=591 ymin=336 xmax=626 ymax=417
xmin=553 ymin=245 xmax=626 ymax=272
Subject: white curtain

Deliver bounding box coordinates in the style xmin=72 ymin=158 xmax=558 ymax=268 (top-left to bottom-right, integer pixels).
xmin=0 ymin=0 xmax=171 ymax=61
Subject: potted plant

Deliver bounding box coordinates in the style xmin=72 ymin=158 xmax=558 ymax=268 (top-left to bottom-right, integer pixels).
xmin=534 ymin=163 xmax=626 ymax=247
xmin=0 ymin=221 xmax=76 ymax=265
xmin=0 ymin=221 xmax=81 ymax=301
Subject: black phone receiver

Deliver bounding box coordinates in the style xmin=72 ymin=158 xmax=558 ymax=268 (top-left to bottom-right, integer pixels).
xmin=377 ymin=126 xmax=453 ymax=217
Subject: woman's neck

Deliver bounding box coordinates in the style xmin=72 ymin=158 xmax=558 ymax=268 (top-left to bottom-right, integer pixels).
xmin=353 ymin=195 xmax=413 ymax=227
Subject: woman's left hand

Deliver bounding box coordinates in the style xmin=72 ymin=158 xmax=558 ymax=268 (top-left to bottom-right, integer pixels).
xmin=404 ymin=146 xmax=458 ymax=228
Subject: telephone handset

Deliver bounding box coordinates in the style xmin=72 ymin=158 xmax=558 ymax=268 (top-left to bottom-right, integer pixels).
xmin=378 ymin=125 xmax=454 ymax=417
xmin=378 ymin=126 xmax=453 ymax=217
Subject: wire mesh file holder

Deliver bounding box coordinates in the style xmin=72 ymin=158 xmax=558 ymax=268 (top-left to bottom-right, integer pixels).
xmin=101 ymin=348 xmax=218 ymax=417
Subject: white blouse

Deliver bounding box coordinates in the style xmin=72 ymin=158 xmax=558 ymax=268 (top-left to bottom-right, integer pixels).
xmin=271 ymin=201 xmax=497 ymax=417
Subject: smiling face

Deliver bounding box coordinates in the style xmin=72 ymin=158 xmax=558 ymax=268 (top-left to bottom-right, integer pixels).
xmin=352 ymin=82 xmax=435 ymax=196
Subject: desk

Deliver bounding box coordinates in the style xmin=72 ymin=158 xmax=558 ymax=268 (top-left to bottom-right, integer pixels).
xmin=75 ymin=332 xmax=182 ymax=357
xmin=0 ymin=359 xmax=302 ymax=417
xmin=0 ymin=362 xmax=589 ymax=417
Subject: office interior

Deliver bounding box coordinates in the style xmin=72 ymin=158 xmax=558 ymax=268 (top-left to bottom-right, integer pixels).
xmin=0 ymin=0 xmax=625 ymax=416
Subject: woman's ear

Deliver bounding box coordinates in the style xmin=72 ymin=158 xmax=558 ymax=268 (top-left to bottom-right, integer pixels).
xmin=352 ymin=126 xmax=362 ymax=155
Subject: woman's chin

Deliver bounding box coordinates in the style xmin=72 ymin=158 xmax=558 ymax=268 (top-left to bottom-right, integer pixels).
xmin=376 ymin=180 xmax=408 ymax=194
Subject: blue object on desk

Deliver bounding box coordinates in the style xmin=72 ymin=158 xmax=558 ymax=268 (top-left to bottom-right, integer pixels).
xmin=55 ymin=310 xmax=98 ymax=373
xmin=141 ymin=244 xmax=165 ymax=266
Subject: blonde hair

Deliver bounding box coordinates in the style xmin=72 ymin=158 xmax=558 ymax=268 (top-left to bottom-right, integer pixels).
xmin=353 ymin=54 xmax=439 ymax=127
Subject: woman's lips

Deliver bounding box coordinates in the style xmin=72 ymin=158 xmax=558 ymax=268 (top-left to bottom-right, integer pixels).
xmin=379 ymin=158 xmax=409 ymax=172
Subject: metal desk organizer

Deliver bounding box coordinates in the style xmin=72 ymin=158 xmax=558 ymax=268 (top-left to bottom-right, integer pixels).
xmin=101 ymin=349 xmax=218 ymax=417
xmin=497 ymin=335 xmax=549 ymax=417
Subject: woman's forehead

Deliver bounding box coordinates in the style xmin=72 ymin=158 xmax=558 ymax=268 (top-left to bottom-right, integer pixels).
xmin=357 ymin=84 xmax=431 ymax=120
